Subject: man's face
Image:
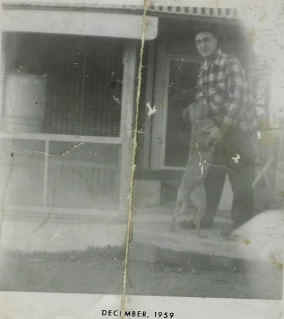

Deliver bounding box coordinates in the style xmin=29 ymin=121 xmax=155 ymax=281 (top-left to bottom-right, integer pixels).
xmin=195 ymin=32 xmax=218 ymax=58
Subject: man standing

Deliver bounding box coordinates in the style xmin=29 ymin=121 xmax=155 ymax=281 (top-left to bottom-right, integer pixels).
xmin=190 ymin=27 xmax=257 ymax=231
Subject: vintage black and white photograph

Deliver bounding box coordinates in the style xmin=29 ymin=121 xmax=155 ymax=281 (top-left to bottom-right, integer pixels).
xmin=0 ymin=0 xmax=283 ymax=317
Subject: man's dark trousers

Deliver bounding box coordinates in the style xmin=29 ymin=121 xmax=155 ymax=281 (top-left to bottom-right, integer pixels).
xmin=202 ymin=128 xmax=255 ymax=229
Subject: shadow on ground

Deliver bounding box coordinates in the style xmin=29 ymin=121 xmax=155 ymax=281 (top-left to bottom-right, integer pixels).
xmin=0 ymin=246 xmax=281 ymax=299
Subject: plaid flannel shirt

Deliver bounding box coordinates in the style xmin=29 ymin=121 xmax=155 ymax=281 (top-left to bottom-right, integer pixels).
xmin=195 ymin=49 xmax=257 ymax=134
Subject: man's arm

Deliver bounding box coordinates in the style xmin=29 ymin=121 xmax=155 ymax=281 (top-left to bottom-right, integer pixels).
xmin=208 ymin=57 xmax=247 ymax=145
xmin=221 ymin=56 xmax=246 ymax=132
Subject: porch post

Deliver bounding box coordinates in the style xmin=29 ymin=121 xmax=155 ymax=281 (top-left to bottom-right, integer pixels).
xmin=120 ymin=41 xmax=137 ymax=212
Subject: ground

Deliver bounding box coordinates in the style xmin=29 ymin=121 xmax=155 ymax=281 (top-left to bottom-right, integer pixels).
xmin=0 ymin=206 xmax=283 ymax=300
xmin=0 ymin=246 xmax=281 ymax=299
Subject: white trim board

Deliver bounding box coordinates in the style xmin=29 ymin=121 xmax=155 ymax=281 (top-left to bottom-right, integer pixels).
xmin=1 ymin=8 xmax=158 ymax=40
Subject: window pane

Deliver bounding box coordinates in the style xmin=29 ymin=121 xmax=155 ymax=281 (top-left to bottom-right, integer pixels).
xmin=47 ymin=142 xmax=120 ymax=209
xmin=5 ymin=33 xmax=123 ymax=137
xmin=0 ymin=139 xmax=44 ymax=207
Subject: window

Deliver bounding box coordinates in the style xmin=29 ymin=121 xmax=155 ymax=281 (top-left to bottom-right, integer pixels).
xmin=1 ymin=33 xmax=125 ymax=211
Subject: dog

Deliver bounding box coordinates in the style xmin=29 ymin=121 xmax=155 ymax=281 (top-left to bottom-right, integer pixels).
xmin=171 ymin=104 xmax=216 ymax=234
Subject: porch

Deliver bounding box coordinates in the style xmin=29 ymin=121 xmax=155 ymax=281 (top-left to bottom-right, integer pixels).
xmin=0 ymin=197 xmax=278 ymax=265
